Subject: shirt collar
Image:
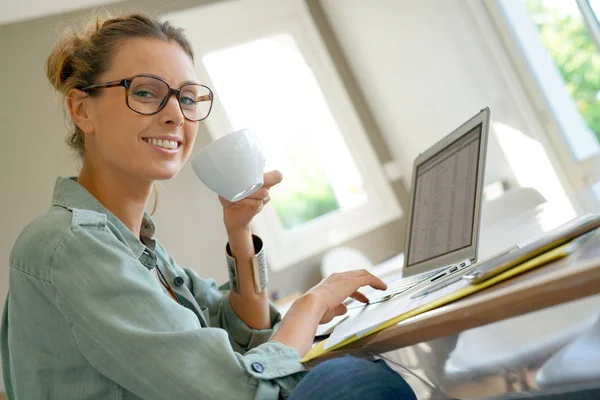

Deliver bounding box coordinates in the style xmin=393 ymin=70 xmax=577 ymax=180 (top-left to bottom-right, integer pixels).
xmin=51 ymin=176 xmax=156 ymax=258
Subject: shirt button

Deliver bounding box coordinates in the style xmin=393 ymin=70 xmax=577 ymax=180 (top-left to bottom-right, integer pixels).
xmin=174 ymin=276 xmax=184 ymax=287
xmin=251 ymin=362 xmax=264 ymax=373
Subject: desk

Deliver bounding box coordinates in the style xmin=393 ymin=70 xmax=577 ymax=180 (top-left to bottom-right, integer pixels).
xmin=305 ymin=237 xmax=600 ymax=360
xmin=306 ymin=203 xmax=600 ymax=399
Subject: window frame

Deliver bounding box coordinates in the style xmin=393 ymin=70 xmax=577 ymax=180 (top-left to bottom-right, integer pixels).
xmin=464 ymin=0 xmax=600 ymax=212
xmin=165 ymin=0 xmax=402 ymax=271
xmin=476 ymin=0 xmax=600 ymax=206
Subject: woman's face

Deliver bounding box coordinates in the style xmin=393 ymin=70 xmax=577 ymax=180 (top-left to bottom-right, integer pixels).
xmin=83 ymin=37 xmax=200 ymax=182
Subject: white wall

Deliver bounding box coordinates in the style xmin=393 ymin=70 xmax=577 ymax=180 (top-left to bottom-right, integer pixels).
xmin=320 ymin=0 xmax=577 ymax=219
xmin=321 ymin=0 xmax=518 ymax=186
xmin=0 ymin=0 xmax=122 ymax=26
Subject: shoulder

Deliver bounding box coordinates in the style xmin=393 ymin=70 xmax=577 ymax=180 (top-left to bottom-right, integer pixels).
xmin=9 ymin=206 xmax=112 ymax=280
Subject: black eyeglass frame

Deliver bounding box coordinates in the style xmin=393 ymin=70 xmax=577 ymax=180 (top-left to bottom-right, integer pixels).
xmin=81 ymin=74 xmax=214 ymax=122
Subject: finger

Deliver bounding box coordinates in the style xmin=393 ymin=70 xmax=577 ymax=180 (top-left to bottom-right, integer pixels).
xmin=349 ymin=291 xmax=370 ymax=304
xmin=247 ymin=188 xmax=270 ymax=202
xmin=351 ymin=270 xmax=387 ymax=291
xmin=218 ymin=195 xmax=231 ymax=205
xmin=366 ymin=275 xmax=387 ymax=291
xmin=262 ymin=170 xmax=283 ymax=189
xmin=235 ymin=198 xmax=264 ymax=212
xmin=333 ymin=303 xmax=348 ymax=316
xmin=343 ymin=269 xmax=387 ymax=291
xmin=251 ymin=198 xmax=265 ymax=211
xmin=346 ymin=268 xmax=376 ymax=278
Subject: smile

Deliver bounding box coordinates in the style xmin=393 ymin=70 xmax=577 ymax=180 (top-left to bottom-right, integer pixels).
xmin=142 ymin=137 xmax=181 ymax=150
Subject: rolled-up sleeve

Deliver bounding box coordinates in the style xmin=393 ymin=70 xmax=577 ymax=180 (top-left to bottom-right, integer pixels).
xmin=51 ymin=225 xmax=306 ymax=400
xmin=157 ymin=235 xmax=285 ymax=353
xmin=219 ymin=289 xmax=282 ymax=351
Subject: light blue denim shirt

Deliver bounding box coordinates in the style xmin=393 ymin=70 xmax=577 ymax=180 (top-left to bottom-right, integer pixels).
xmin=1 ymin=177 xmax=307 ymax=399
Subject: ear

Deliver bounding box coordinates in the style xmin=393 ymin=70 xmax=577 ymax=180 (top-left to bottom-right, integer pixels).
xmin=67 ymin=89 xmax=95 ymax=134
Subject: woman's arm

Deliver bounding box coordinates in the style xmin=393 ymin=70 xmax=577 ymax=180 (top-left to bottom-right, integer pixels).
xmin=269 ymin=293 xmax=323 ymax=356
xmin=271 ymin=271 xmax=388 ymax=357
xmin=226 ymin=227 xmax=270 ymax=329
xmin=218 ymin=170 xmax=283 ymax=330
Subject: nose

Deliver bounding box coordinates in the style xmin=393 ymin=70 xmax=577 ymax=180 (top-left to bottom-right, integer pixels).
xmin=159 ymin=94 xmax=185 ymax=127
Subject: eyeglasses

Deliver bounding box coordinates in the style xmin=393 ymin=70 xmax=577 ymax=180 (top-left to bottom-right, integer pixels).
xmin=82 ymin=74 xmax=214 ymax=122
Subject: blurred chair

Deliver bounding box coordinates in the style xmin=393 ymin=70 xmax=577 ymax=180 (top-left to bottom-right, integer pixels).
xmin=320 ymin=246 xmax=373 ymax=279
xmin=535 ymin=314 xmax=600 ymax=388
xmin=442 ymin=305 xmax=600 ymax=393
xmin=481 ymin=186 xmax=547 ymax=228
xmin=479 ymin=186 xmax=548 ymax=260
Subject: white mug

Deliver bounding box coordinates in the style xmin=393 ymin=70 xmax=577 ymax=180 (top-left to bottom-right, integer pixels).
xmin=191 ymin=128 xmax=265 ymax=202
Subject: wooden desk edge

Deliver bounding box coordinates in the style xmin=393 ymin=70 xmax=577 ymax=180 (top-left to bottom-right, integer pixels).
xmin=305 ymin=257 xmax=600 ymax=367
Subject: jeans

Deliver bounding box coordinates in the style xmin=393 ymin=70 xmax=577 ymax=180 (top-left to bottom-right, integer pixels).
xmin=288 ymin=356 xmax=417 ymax=400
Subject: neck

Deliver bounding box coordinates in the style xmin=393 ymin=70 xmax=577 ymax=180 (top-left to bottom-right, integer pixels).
xmin=77 ymin=161 xmax=153 ymax=239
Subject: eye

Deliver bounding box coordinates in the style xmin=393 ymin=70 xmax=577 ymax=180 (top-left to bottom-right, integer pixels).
xmin=180 ymin=96 xmax=198 ymax=106
xmin=133 ymin=89 xmax=158 ymax=99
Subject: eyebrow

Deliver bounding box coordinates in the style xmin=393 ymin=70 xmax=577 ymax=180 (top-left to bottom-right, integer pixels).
xmin=143 ymin=74 xmax=201 ymax=87
xmin=180 ymin=80 xmax=201 ymax=87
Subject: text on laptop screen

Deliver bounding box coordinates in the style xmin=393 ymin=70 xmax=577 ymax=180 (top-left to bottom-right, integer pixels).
xmin=407 ymin=124 xmax=482 ymax=266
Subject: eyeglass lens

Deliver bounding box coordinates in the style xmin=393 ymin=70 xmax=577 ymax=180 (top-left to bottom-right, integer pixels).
xmin=127 ymin=76 xmax=211 ymax=120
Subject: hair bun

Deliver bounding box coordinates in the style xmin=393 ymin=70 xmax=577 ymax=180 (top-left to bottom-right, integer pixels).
xmin=46 ymin=31 xmax=85 ymax=94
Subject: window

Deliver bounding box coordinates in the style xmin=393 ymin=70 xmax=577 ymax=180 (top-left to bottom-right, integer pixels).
xmin=202 ymin=34 xmax=368 ymax=230
xmin=493 ymin=0 xmax=600 ymax=203
xmin=166 ymin=0 xmax=401 ymax=270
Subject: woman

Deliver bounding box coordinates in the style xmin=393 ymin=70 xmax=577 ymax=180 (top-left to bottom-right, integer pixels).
xmin=0 ymin=13 xmax=417 ymax=400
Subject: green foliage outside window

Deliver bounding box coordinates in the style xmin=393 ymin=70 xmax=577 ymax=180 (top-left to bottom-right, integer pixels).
xmin=526 ymin=0 xmax=600 ymax=141
xmin=269 ymin=137 xmax=340 ymax=230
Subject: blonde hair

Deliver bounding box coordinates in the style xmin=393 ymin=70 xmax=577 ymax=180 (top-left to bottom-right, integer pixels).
xmin=46 ymin=12 xmax=195 ymax=158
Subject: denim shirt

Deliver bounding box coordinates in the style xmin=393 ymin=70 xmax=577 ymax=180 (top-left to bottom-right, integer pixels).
xmin=1 ymin=177 xmax=307 ymax=400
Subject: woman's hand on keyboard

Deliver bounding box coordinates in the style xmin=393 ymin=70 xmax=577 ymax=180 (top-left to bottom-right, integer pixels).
xmin=305 ymin=270 xmax=388 ymax=324
xmin=270 ymin=270 xmax=387 ymax=356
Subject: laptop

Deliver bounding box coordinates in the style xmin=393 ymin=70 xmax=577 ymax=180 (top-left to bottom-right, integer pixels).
xmin=357 ymin=107 xmax=491 ymax=305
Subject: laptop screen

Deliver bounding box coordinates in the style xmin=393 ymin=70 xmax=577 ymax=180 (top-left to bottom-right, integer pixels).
xmin=406 ymin=123 xmax=482 ymax=267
